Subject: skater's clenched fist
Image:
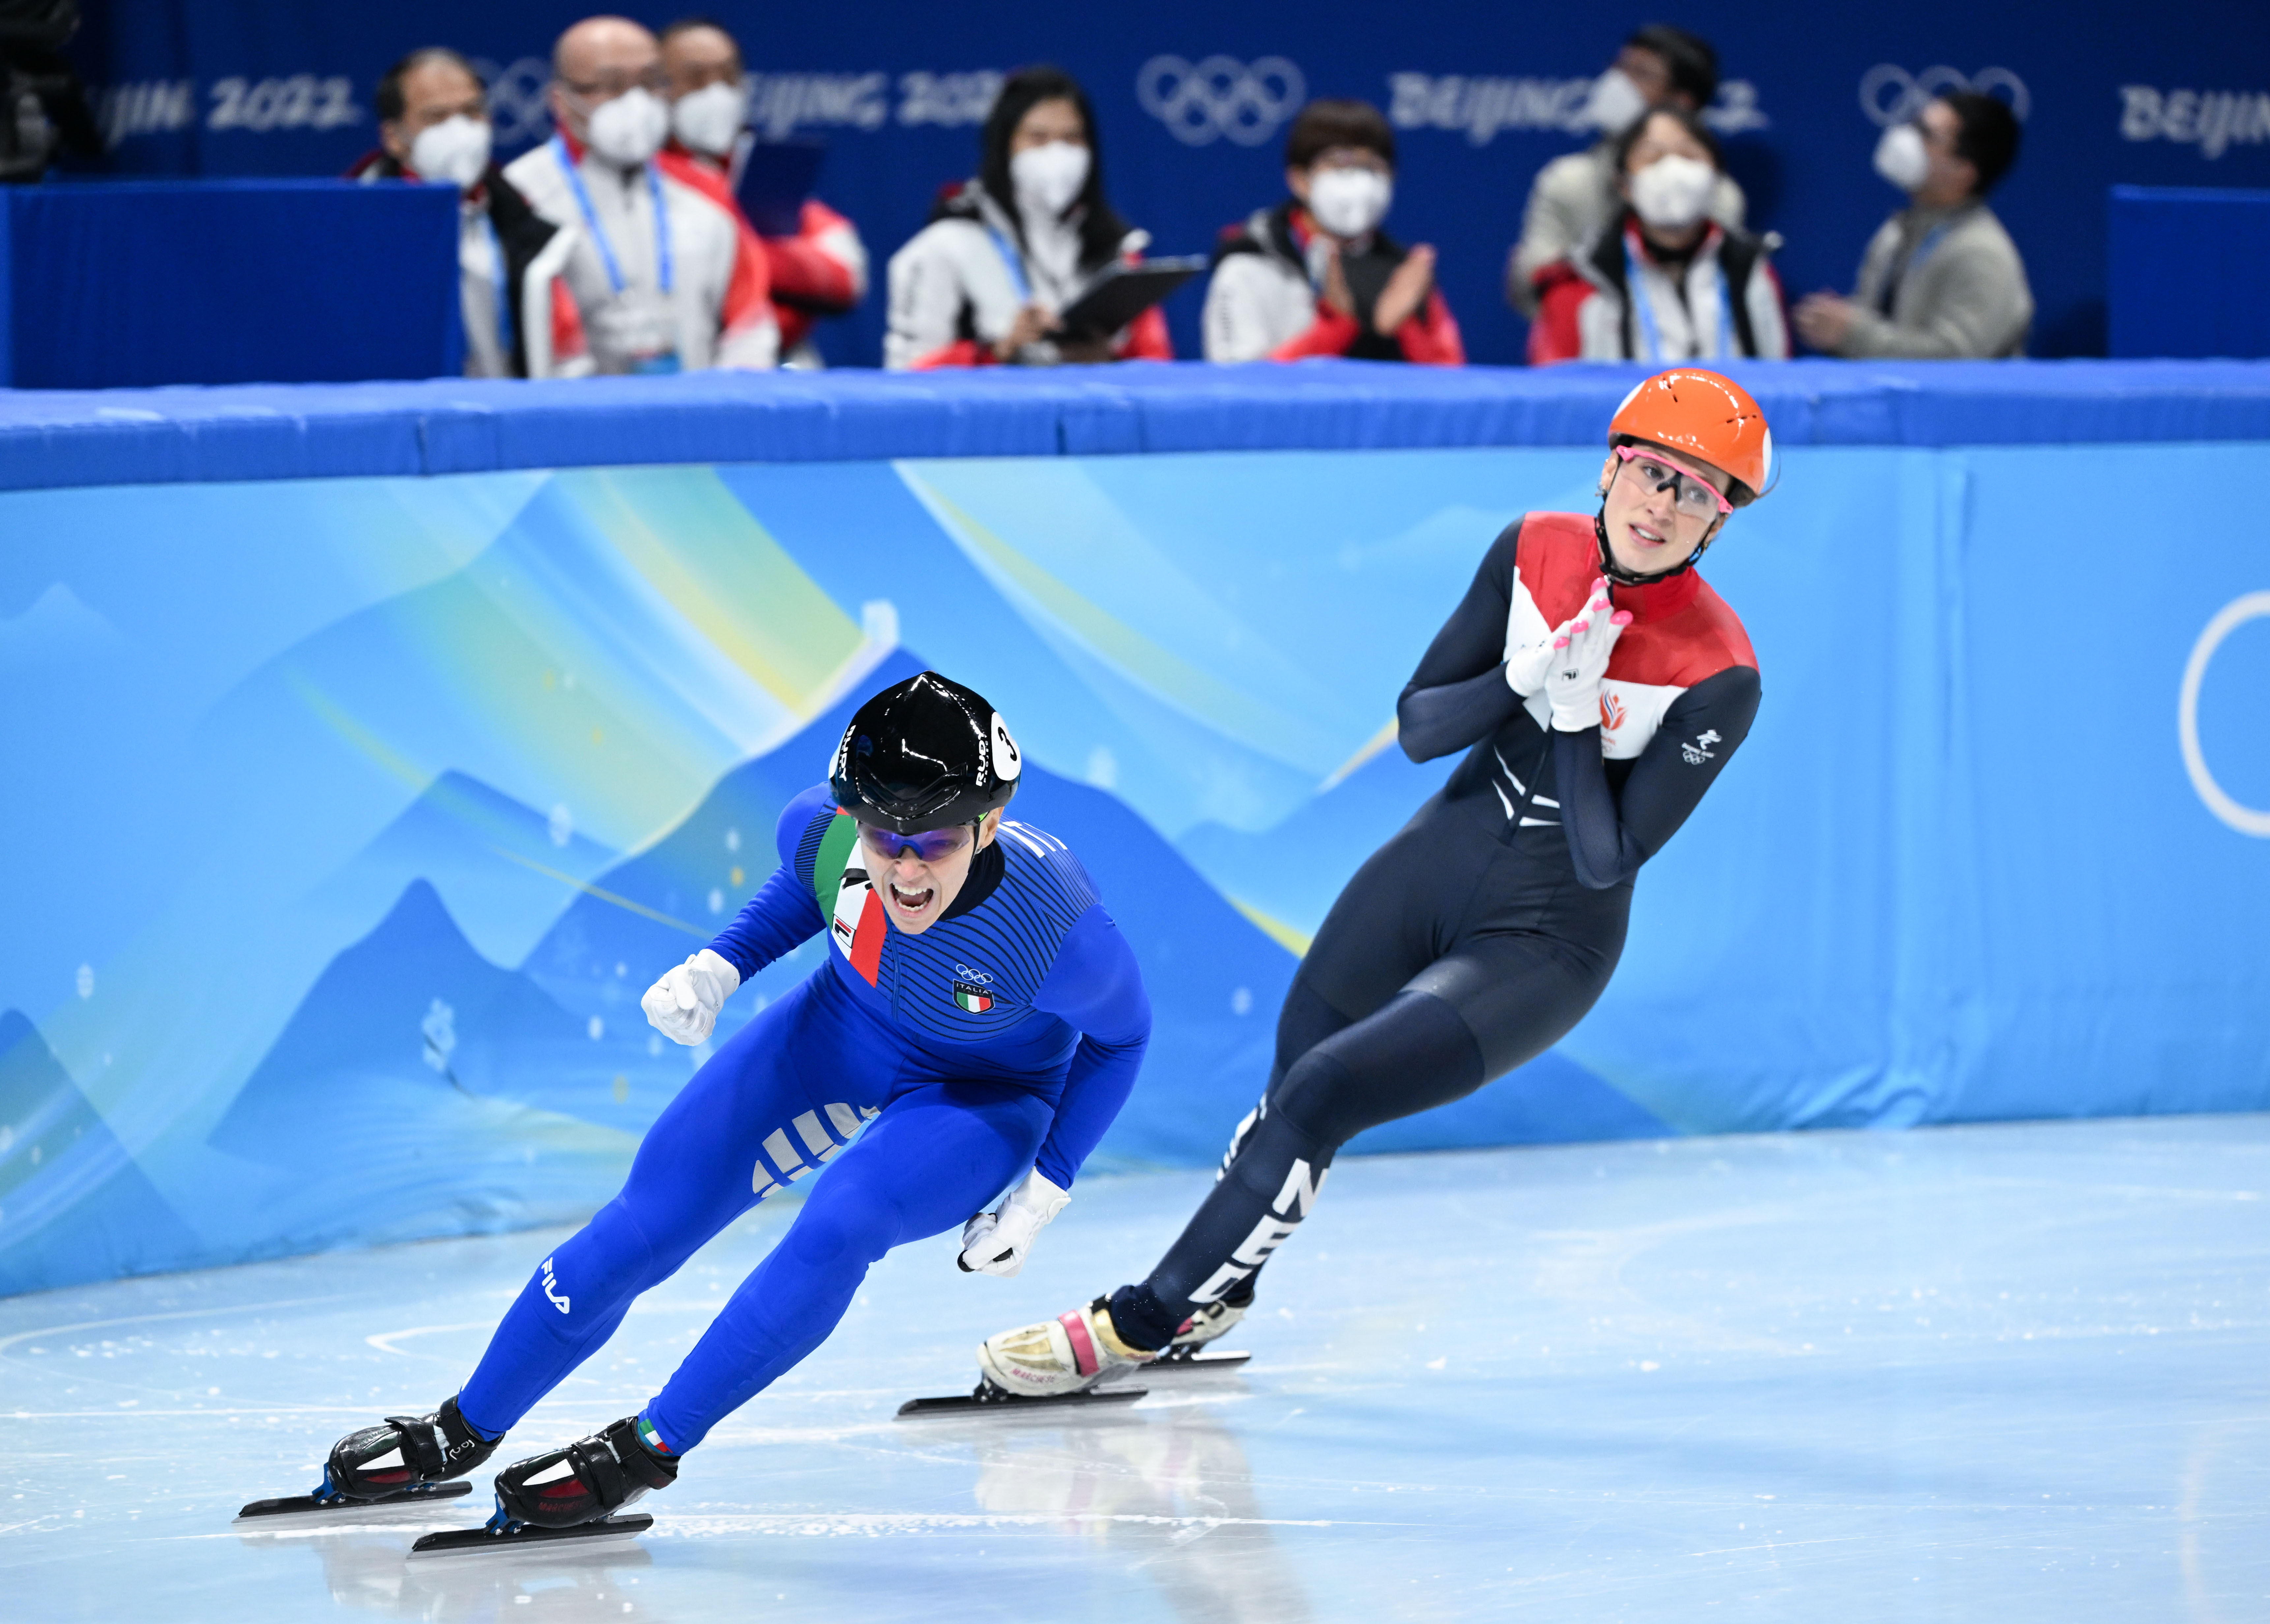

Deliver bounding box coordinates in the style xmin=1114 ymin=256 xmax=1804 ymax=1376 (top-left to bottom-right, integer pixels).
xmin=641 ymin=949 xmax=742 ymax=1045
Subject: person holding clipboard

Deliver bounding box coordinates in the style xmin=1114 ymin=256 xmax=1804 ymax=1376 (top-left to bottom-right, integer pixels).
xmin=886 ymin=66 xmax=1181 ymax=369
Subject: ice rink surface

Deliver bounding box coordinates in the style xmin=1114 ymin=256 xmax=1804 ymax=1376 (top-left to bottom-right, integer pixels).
xmin=6 ymin=1116 xmax=2270 ymax=1622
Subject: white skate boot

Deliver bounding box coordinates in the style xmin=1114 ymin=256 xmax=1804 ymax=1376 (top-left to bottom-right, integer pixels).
xmin=1156 ymin=1294 xmax=1249 ymax=1364
xmin=976 ymin=1297 xmax=1155 ymax=1399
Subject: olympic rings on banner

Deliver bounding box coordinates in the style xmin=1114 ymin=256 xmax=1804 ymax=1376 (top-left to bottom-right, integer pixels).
xmin=1137 ymin=55 xmax=1306 ymax=147
xmin=1858 ymin=64 xmax=2031 ymax=128
xmin=471 ymin=55 xmax=555 ymax=148
xmin=2179 ymin=591 xmax=2270 ymax=837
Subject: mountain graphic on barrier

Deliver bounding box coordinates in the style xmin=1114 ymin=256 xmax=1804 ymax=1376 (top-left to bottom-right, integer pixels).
xmin=0 ymin=1010 xmax=201 ymax=1296
xmin=306 ymin=768 xmax=622 ymax=969
xmin=204 ymin=879 xmax=644 ymax=1255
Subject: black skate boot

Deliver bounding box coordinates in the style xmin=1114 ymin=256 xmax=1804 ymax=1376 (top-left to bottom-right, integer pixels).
xmin=410 ymin=1415 xmax=675 ymax=1554
xmin=237 ymin=1395 xmax=496 ymax=1520
xmin=326 ymin=1394 xmax=500 ymax=1500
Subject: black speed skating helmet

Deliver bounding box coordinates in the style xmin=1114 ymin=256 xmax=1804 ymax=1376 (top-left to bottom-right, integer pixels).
xmin=830 ymin=671 xmax=1023 ymax=835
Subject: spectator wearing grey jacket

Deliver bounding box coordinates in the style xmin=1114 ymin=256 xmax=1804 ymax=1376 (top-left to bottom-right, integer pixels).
xmin=1794 ymin=92 xmax=2032 ymax=358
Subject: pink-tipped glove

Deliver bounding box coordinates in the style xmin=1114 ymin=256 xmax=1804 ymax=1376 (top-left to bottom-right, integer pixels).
xmin=639 ymin=948 xmax=741 ymax=1046
xmin=958 ymin=1168 xmax=1070 ymax=1277
xmin=1543 ymin=579 xmax=1634 ymax=732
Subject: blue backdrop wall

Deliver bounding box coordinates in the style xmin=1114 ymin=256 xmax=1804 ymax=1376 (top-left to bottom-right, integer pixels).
xmin=63 ymin=1 xmax=2270 ymax=366
xmin=2 ymin=362 xmax=2267 ymax=1296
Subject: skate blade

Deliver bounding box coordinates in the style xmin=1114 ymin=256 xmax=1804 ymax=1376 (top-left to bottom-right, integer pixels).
xmin=410 ymin=1512 xmax=653 ymax=1557
xmin=236 ymin=1479 xmax=472 ymax=1521
xmin=896 ymin=1381 xmax=1149 ymax=1418
xmin=1138 ymin=1347 xmax=1251 ymax=1372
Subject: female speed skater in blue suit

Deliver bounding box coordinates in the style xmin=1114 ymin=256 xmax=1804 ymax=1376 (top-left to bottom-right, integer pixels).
xmin=311 ymin=672 xmax=1151 ymax=1537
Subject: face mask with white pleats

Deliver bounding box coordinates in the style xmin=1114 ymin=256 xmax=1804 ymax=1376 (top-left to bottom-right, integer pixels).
xmin=409 ymin=115 xmax=491 ymax=189
xmin=671 ymin=81 xmax=747 ymax=157
xmin=1010 ymin=142 xmax=1091 ymax=218
xmin=1307 ymin=166 xmax=1392 ymax=238
xmin=1628 ymin=154 xmax=1717 ymax=230
xmin=1873 ymin=123 xmax=1931 ymax=193
xmin=586 ymin=87 xmax=670 ymax=168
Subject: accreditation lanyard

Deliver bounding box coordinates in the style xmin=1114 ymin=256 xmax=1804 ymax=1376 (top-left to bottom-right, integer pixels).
xmin=1878 ymin=219 xmax=1953 ymax=315
xmin=1625 ymin=234 xmax=1734 ymax=362
xmin=481 ymin=214 xmax=515 ymax=361
xmin=983 ymin=223 xmax=1032 ymax=303
xmin=552 ymin=135 xmax=673 ymax=296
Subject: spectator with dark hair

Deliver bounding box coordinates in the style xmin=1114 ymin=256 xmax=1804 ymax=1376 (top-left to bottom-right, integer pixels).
xmin=1794 ymin=92 xmax=2030 ymax=358
xmin=1528 ymin=104 xmax=1787 ymax=364
xmin=503 ymin=14 xmax=777 ymax=374
xmin=1202 ymin=98 xmax=1463 ymax=364
xmin=659 ymin=15 xmax=868 ymax=368
xmin=885 ymin=64 xmax=1169 ymax=368
xmin=1507 ymin=24 xmax=1745 ymax=318
xmin=349 ymin=48 xmax=580 ymax=378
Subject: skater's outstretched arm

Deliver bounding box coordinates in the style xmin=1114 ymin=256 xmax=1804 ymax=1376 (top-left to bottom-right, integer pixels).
xmin=706 ymin=785 xmax=834 ymax=980
xmin=1029 ymin=906 xmax=1151 ymax=1189
xmin=1397 ymin=521 xmax=1526 ymax=762
xmin=1552 ymin=665 xmax=1761 ymax=889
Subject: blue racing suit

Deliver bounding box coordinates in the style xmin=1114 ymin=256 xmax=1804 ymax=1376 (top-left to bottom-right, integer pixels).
xmin=457 ymin=784 xmax=1150 ymax=1449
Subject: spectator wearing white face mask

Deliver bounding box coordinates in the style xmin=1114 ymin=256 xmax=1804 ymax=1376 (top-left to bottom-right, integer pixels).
xmin=1528 ymin=104 xmax=1787 ymax=364
xmin=1203 ymin=98 xmax=1463 ymax=364
xmin=885 ymin=65 xmax=1170 ymax=369
xmin=348 ymin=48 xmax=579 ymax=378
xmin=1793 ymin=92 xmax=2031 ymax=359
xmin=660 ymin=15 xmax=868 ymax=368
xmin=1507 ymin=24 xmax=1746 ymax=319
xmin=503 ymin=14 xmax=777 ymax=375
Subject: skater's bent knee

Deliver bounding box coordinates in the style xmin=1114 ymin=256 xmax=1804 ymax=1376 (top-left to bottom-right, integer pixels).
xmin=779 ymin=1181 xmax=901 ymax=1271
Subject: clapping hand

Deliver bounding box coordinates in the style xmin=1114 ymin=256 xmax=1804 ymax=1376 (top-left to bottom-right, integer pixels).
xmin=1543 ymin=579 xmax=1633 ymax=733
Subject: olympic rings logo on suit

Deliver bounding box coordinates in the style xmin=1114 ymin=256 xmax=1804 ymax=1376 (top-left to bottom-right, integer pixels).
xmin=1136 ymin=55 xmax=1305 ymax=147
xmin=1858 ymin=64 xmax=2031 ymax=127
xmin=2179 ymin=591 xmax=2270 ymax=837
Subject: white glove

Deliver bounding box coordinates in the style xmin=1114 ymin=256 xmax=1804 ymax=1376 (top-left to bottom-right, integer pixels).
xmin=639 ymin=948 xmax=741 ymax=1046
xmin=958 ymin=1169 xmax=1070 ymax=1278
xmin=1505 ymin=616 xmax=1555 ymax=698
xmin=1544 ymin=579 xmax=1632 ymax=732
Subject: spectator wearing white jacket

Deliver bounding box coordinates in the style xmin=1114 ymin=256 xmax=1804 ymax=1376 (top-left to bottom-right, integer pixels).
xmin=503 ymin=15 xmax=776 ymax=375
xmin=886 ymin=65 xmax=1169 ymax=369
xmin=1528 ymin=105 xmax=1787 ymax=365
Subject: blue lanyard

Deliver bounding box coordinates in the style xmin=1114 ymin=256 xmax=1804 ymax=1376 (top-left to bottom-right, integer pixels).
xmin=1903 ymin=220 xmax=1954 ymax=279
xmin=482 ymin=213 xmax=515 ymax=361
xmin=983 ymin=223 xmax=1031 ymax=303
xmin=1624 ymin=233 xmax=1736 ymax=361
xmin=552 ymin=136 xmax=672 ymax=296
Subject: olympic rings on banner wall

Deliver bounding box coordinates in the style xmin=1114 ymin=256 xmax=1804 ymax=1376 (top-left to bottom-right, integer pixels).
xmin=1137 ymin=55 xmax=1306 ymax=147
xmin=1858 ymin=64 xmax=2031 ymax=128
xmin=2178 ymin=591 xmax=2270 ymax=837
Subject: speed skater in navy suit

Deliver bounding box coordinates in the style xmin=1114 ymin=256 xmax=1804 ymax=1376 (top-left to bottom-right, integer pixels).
xmin=974 ymin=368 xmax=1775 ymax=1397
xmin=303 ymin=672 xmax=1151 ymax=1535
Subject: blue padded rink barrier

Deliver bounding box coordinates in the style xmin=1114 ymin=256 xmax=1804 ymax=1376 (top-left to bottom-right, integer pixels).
xmin=3 ymin=359 xmax=2270 ymax=1620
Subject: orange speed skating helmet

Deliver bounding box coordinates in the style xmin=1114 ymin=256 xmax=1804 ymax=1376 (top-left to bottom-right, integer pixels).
xmin=1607 ymin=369 xmax=1773 ymax=499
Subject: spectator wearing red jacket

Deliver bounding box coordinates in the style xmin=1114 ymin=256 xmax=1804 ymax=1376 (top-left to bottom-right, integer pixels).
xmin=885 ymin=65 xmax=1170 ymax=369
xmin=1202 ymin=99 xmax=1462 ymax=365
xmin=1528 ymin=104 xmax=1787 ymax=366
xmin=660 ymin=15 xmax=868 ymax=368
